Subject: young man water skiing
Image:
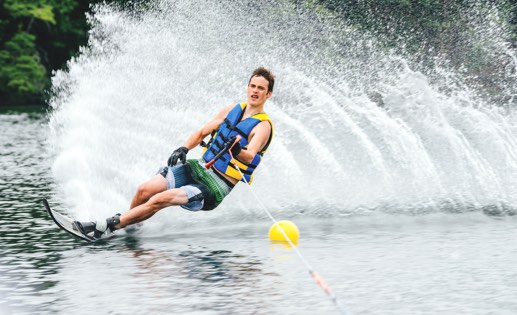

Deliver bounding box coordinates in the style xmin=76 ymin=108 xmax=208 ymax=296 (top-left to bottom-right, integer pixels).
xmin=76 ymin=67 xmax=275 ymax=239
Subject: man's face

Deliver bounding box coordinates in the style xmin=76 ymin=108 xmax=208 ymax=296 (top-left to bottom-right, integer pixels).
xmin=247 ymin=76 xmax=272 ymax=107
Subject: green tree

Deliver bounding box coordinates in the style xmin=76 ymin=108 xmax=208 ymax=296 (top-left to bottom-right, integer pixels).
xmin=0 ymin=32 xmax=47 ymax=104
xmin=0 ymin=0 xmax=57 ymax=104
xmin=0 ymin=0 xmax=137 ymax=106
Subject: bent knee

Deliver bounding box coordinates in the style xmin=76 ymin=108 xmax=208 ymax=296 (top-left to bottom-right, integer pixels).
xmin=136 ymin=184 xmax=156 ymax=201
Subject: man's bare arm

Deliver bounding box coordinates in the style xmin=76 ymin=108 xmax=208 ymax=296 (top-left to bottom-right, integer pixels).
xmin=182 ymin=104 xmax=234 ymax=150
xmin=234 ymin=121 xmax=272 ymax=164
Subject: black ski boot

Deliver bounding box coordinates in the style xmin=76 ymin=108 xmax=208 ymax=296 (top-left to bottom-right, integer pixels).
xmin=74 ymin=214 xmax=121 ymax=240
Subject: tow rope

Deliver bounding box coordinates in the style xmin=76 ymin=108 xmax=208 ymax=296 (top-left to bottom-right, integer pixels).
xmin=205 ymin=139 xmax=349 ymax=314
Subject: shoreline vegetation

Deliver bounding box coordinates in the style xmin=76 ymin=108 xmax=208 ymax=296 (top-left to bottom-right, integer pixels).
xmin=1 ymin=0 xmax=516 ymax=107
xmin=0 ymin=0 xmax=132 ymax=106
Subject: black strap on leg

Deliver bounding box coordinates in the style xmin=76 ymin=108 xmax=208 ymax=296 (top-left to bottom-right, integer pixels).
xmin=158 ymin=166 xmax=168 ymax=178
xmin=188 ymin=193 xmax=204 ymax=203
xmin=107 ymin=214 xmax=121 ymax=232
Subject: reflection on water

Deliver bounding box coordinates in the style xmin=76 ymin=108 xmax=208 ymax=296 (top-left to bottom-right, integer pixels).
xmin=123 ymin=237 xmax=269 ymax=287
xmin=34 ymin=236 xmax=283 ymax=315
xmin=109 ymin=239 xmax=276 ymax=314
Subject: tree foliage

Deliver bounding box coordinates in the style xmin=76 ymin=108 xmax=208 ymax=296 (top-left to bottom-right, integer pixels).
xmin=1 ymin=0 xmax=61 ymax=104
xmin=0 ymin=32 xmax=46 ymax=101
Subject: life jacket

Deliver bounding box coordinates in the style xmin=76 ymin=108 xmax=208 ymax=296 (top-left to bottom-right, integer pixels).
xmin=202 ymin=103 xmax=273 ymax=183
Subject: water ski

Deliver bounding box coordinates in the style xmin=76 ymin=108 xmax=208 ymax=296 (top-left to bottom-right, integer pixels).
xmin=42 ymin=199 xmax=111 ymax=243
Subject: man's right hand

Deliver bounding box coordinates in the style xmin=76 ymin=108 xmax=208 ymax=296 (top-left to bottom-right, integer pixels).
xmin=224 ymin=136 xmax=242 ymax=157
xmin=167 ymin=147 xmax=189 ymax=166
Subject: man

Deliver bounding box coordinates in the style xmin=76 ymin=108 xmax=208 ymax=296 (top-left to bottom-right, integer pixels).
xmin=76 ymin=67 xmax=275 ymax=239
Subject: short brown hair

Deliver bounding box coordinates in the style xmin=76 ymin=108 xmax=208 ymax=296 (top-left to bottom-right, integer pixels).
xmin=249 ymin=67 xmax=275 ymax=92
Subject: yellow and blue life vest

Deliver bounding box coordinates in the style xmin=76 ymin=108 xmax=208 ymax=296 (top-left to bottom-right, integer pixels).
xmin=202 ymin=103 xmax=273 ymax=183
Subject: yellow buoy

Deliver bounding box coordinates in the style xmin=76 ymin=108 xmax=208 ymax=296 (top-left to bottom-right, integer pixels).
xmin=268 ymin=220 xmax=299 ymax=243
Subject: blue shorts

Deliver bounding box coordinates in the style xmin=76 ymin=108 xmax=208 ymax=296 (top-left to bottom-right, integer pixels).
xmin=157 ymin=164 xmax=208 ymax=211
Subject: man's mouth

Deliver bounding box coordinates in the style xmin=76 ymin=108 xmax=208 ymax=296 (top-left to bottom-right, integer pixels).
xmin=251 ymin=95 xmax=258 ymax=100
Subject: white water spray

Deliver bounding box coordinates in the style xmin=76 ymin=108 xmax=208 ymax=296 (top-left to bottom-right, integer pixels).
xmin=48 ymin=0 xmax=517 ymax=227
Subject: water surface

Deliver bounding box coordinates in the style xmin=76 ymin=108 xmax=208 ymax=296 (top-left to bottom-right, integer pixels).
xmin=1 ymin=112 xmax=516 ymax=314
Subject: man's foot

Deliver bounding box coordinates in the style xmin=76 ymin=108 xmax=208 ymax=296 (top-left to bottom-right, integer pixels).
xmin=74 ymin=214 xmax=121 ymax=240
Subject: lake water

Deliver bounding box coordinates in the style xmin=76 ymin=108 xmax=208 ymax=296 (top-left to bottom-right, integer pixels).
xmin=1 ymin=109 xmax=516 ymax=314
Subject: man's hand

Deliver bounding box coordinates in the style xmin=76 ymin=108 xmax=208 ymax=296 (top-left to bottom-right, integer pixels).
xmin=225 ymin=136 xmax=242 ymax=157
xmin=167 ymin=147 xmax=189 ymax=166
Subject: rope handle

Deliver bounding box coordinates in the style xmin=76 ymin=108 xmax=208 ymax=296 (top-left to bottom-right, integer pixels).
xmin=204 ymin=136 xmax=240 ymax=169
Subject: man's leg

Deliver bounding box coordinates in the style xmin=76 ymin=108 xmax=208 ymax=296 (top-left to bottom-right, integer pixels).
xmin=75 ymin=175 xmax=174 ymax=239
xmin=117 ymin=188 xmax=189 ymax=228
xmin=129 ymin=175 xmax=169 ymax=209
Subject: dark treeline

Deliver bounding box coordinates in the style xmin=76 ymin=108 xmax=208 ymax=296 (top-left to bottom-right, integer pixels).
xmin=0 ymin=0 xmax=133 ymax=106
xmin=1 ymin=0 xmax=516 ymax=106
